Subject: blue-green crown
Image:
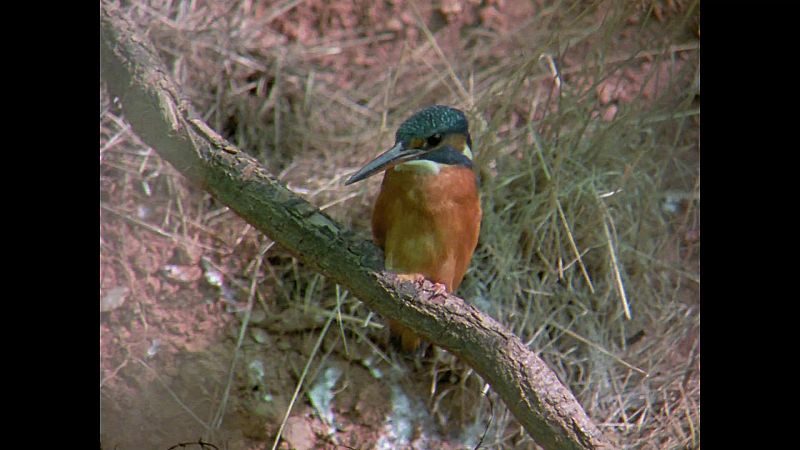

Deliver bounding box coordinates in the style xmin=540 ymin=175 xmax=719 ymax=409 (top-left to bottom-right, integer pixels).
xmin=395 ymin=105 xmax=468 ymax=144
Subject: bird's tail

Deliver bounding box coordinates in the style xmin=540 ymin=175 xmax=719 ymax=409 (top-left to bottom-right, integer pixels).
xmin=388 ymin=319 xmax=421 ymax=353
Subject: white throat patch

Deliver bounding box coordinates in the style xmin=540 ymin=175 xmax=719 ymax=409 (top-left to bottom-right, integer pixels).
xmin=462 ymin=144 xmax=473 ymax=160
xmin=393 ymin=143 xmax=473 ymax=175
xmin=394 ymin=159 xmax=443 ymax=175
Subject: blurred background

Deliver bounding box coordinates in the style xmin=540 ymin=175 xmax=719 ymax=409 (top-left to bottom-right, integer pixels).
xmin=100 ymin=1 xmax=700 ymax=448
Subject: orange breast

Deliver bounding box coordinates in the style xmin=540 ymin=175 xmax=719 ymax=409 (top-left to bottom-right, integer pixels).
xmin=372 ymin=165 xmax=481 ymax=293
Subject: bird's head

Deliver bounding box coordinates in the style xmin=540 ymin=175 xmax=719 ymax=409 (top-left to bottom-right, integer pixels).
xmin=345 ymin=105 xmax=473 ymax=185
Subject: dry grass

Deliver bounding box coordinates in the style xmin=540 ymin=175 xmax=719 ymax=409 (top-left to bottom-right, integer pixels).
xmin=101 ymin=0 xmax=699 ymax=448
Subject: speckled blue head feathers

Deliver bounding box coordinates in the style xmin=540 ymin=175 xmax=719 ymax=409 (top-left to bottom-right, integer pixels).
xmin=395 ymin=105 xmax=468 ymax=144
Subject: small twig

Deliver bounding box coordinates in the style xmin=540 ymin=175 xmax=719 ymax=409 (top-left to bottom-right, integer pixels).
xmin=539 ymin=53 xmax=562 ymax=90
xmin=135 ymin=358 xmax=212 ymax=432
xmin=334 ymin=285 xmax=349 ymax=356
xmin=551 ymin=323 xmax=647 ymax=376
xmin=100 ymin=122 xmax=132 ymax=154
xmin=100 ymin=203 xmax=217 ymax=252
xmin=638 ymin=108 xmax=700 ymax=126
xmin=556 ymin=201 xmax=595 ymax=294
xmin=409 ymin=0 xmax=471 ymax=106
xmin=211 ymin=241 xmax=273 ymax=429
xmin=303 ymin=304 xmax=384 ymax=330
xmin=473 ymin=383 xmax=495 ymax=450
xmin=166 ymin=439 xmax=219 ymax=450
xmin=348 ymin=326 xmax=397 ymax=368
xmin=100 ymin=355 xmax=129 ymax=388
xmin=271 ymin=314 xmax=335 ymax=450
xmin=262 ymin=0 xmax=308 ymax=24
xmin=601 ymin=208 xmax=631 ymax=320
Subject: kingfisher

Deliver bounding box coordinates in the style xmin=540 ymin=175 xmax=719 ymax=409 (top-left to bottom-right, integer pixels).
xmin=345 ymin=105 xmax=482 ymax=352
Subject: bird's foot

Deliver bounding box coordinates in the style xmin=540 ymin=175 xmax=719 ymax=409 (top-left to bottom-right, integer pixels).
xmin=429 ymin=282 xmax=448 ymax=297
xmin=395 ymin=274 xmax=448 ymax=296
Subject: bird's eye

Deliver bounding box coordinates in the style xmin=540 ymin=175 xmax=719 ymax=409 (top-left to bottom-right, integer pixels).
xmin=426 ymin=133 xmax=442 ymax=147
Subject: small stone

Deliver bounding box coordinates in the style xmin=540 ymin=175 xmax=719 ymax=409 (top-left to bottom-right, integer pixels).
xmin=282 ymin=416 xmax=315 ymax=450
xmin=250 ymin=328 xmax=270 ymax=344
xmin=597 ymin=82 xmax=615 ymax=105
xmin=386 ymin=17 xmax=403 ymax=31
xmin=249 ymin=308 xmax=267 ymax=325
xmin=161 ymin=264 xmax=203 ymax=284
xmin=100 ymin=286 xmax=129 ymax=312
xmin=602 ymin=104 xmax=618 ymax=122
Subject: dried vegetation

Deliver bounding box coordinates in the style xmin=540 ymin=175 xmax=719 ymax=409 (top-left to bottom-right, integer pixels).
xmin=100 ymin=1 xmax=700 ymax=448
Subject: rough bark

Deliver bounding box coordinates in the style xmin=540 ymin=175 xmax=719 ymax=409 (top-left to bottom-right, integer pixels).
xmin=100 ymin=4 xmax=611 ymax=449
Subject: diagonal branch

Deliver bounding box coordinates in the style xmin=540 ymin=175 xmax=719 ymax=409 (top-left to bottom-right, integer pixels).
xmin=100 ymin=3 xmax=610 ymax=449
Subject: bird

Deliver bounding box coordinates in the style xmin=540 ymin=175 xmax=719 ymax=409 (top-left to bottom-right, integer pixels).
xmin=345 ymin=105 xmax=482 ymax=353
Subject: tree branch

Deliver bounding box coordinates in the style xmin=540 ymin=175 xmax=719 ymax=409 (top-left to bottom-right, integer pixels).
xmin=100 ymin=3 xmax=611 ymax=449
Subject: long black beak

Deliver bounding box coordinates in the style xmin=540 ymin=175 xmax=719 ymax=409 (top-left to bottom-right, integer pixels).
xmin=344 ymin=142 xmax=425 ymax=185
